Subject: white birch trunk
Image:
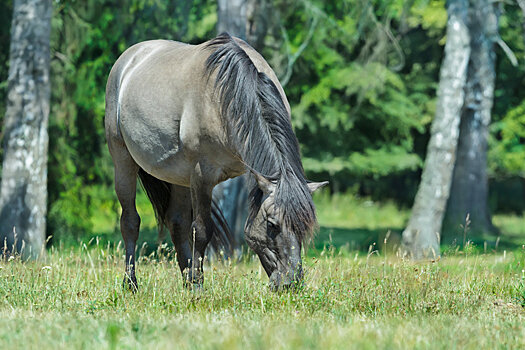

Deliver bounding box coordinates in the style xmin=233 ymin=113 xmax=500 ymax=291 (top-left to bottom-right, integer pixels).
xmin=402 ymin=0 xmax=470 ymax=259
xmin=444 ymin=0 xmax=499 ymax=238
xmin=0 ymin=0 xmax=52 ymax=259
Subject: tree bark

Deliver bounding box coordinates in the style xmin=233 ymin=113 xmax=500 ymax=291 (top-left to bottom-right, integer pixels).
xmin=443 ymin=0 xmax=499 ymax=240
xmin=0 ymin=0 xmax=52 ymax=259
xmin=217 ymin=0 xmax=271 ymax=49
xmin=402 ymin=0 xmax=470 ymax=259
xmin=214 ymin=0 xmax=270 ymax=250
xmin=246 ymin=0 xmax=271 ymax=52
xmin=217 ymin=0 xmax=248 ymax=39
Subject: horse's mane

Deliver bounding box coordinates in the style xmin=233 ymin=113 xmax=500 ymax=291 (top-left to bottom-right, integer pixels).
xmin=204 ymin=33 xmax=317 ymax=242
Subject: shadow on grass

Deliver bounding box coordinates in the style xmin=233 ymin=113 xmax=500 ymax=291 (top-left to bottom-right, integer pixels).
xmin=310 ymin=226 xmax=404 ymax=254
xmin=67 ymin=224 xmax=525 ymax=257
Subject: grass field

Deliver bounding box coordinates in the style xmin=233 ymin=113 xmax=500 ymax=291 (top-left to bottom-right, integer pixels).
xmin=0 ymin=242 xmax=524 ymax=349
xmin=2 ymin=191 xmax=525 ymax=349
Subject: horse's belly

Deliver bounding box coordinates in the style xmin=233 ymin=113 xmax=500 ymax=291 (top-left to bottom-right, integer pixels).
xmin=131 ymin=147 xmax=193 ymax=187
xmin=143 ymin=153 xmax=193 ymax=187
xmin=121 ymin=116 xmax=193 ymax=186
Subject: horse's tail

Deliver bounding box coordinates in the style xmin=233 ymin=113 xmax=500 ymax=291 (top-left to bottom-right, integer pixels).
xmin=137 ymin=168 xmax=234 ymax=256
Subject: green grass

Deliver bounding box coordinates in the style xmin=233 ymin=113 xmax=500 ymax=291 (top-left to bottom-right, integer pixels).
xmin=1 ymin=243 xmax=524 ymax=349
xmin=313 ymin=191 xmax=410 ymax=230
xmin=313 ymin=191 xmax=408 ymax=251
xmin=35 ymin=190 xmax=523 ymax=348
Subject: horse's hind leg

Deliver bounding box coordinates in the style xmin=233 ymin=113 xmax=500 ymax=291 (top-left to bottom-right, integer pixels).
xmin=109 ymin=141 xmax=140 ymax=291
xmin=188 ymin=161 xmax=216 ymax=287
xmin=165 ymin=184 xmax=193 ymax=284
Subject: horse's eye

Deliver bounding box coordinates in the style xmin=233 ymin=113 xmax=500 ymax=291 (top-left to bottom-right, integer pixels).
xmin=267 ymin=219 xmax=280 ymax=232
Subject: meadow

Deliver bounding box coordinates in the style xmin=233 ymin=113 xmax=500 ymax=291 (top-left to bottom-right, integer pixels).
xmin=1 ymin=193 xmax=524 ymax=349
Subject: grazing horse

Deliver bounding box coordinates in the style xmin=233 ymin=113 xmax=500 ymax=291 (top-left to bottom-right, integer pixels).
xmin=105 ymin=33 xmax=327 ymax=291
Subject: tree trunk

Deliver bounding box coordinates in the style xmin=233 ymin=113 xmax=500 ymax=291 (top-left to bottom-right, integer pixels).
xmin=0 ymin=0 xmax=52 ymax=259
xmin=217 ymin=0 xmax=271 ymax=50
xmin=443 ymin=0 xmax=499 ymax=240
xmin=214 ymin=0 xmax=270 ymax=250
xmin=217 ymin=0 xmax=248 ymax=38
xmin=402 ymin=0 xmax=470 ymax=259
xmin=246 ymin=0 xmax=271 ymax=52
xmin=213 ymin=176 xmax=248 ymax=250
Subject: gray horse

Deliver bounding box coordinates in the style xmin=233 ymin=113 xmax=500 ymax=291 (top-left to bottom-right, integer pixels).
xmin=105 ymin=33 xmax=327 ymax=291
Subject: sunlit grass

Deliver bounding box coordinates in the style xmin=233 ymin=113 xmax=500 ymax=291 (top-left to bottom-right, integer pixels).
xmin=0 ymin=242 xmax=524 ymax=349
xmin=61 ymin=189 xmax=525 ymax=348
xmin=494 ymin=214 xmax=525 ymax=243
xmin=313 ymin=190 xmax=410 ymax=230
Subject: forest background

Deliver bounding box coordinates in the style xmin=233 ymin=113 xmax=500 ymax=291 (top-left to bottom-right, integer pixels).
xmin=1 ymin=0 xmax=524 ymax=252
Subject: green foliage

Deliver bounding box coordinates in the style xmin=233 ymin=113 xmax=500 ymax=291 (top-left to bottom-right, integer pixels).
xmin=490 ymin=3 xmax=525 ymax=182
xmin=490 ymin=100 xmax=525 ymax=177
xmin=409 ymin=0 xmax=447 ymax=35
xmin=277 ymin=0 xmax=443 ymax=192
xmin=303 ymin=145 xmax=421 ymax=177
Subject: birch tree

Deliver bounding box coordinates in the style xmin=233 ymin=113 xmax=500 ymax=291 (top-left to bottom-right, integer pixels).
xmin=0 ymin=0 xmax=52 ymax=258
xmin=444 ymin=0 xmax=499 ymax=238
xmin=402 ymin=0 xmax=470 ymax=259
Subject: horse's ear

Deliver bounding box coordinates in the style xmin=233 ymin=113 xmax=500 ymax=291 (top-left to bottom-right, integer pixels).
xmin=250 ymin=170 xmax=276 ymax=194
xmin=307 ymin=181 xmax=329 ymax=193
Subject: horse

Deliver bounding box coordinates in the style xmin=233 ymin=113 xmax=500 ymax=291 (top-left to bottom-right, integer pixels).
xmin=105 ymin=33 xmax=328 ymax=291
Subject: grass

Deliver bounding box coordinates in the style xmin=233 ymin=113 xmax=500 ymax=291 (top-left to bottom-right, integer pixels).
xmin=313 ymin=191 xmax=408 ymax=251
xmin=313 ymin=191 xmax=410 ymax=230
xmin=0 ymin=242 xmax=524 ymax=349
xmin=15 ymin=190 xmax=522 ymax=348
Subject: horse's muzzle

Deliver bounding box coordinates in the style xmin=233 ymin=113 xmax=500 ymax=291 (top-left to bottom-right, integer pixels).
xmin=269 ymin=261 xmax=303 ymax=291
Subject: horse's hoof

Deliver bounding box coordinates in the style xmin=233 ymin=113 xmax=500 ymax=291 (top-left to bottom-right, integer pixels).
xmin=183 ymin=278 xmax=203 ymax=292
xmin=192 ymin=283 xmax=204 ymax=293
xmin=123 ymin=275 xmax=138 ymax=293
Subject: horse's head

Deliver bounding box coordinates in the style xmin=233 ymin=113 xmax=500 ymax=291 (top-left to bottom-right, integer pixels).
xmin=245 ymin=171 xmax=328 ymax=291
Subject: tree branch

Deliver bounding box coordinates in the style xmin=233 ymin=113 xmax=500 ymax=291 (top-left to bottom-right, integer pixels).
xmin=496 ymin=36 xmax=518 ymax=66
xmin=279 ymin=14 xmax=319 ymax=87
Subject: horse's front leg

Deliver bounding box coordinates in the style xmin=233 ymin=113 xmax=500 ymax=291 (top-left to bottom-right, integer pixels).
xmin=187 ymin=161 xmax=216 ymax=288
